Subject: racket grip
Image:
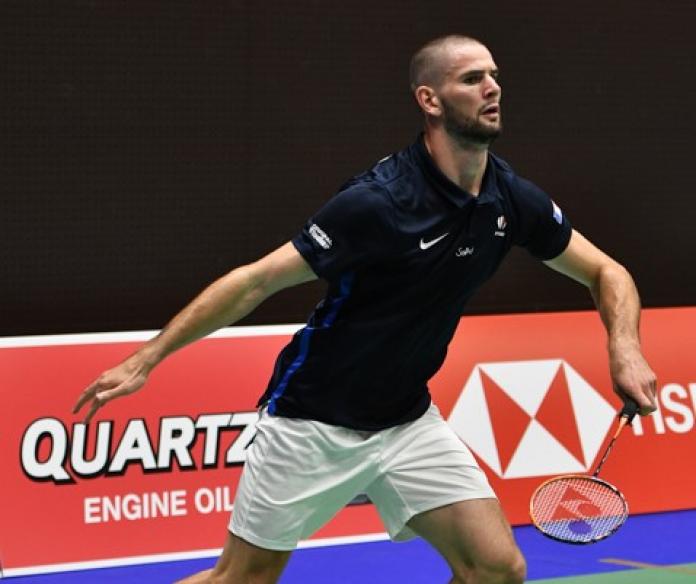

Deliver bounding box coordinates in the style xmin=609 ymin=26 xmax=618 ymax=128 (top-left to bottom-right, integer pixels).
xmin=619 ymin=398 xmax=639 ymax=423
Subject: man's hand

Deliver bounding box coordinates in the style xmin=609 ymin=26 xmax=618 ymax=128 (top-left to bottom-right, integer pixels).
xmin=73 ymin=354 xmax=152 ymax=423
xmin=609 ymin=344 xmax=658 ymax=416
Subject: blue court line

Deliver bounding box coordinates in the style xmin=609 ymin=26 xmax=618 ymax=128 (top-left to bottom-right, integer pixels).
xmin=5 ymin=509 xmax=696 ymax=583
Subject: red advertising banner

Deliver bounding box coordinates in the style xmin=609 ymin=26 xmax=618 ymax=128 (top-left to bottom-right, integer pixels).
xmin=1 ymin=308 xmax=694 ymax=575
xmin=429 ymin=307 xmax=696 ymax=526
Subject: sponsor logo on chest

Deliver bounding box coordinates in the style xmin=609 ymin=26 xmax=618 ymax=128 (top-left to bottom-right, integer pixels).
xmin=494 ymin=215 xmax=507 ymax=237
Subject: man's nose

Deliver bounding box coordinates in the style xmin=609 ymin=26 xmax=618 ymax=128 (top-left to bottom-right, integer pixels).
xmin=483 ymin=75 xmax=501 ymax=97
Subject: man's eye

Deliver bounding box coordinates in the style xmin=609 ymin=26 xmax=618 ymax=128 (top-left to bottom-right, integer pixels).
xmin=462 ymin=75 xmax=482 ymax=84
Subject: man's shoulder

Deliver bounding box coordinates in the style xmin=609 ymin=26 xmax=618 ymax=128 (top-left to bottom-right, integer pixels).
xmin=321 ymin=161 xmax=399 ymax=224
xmin=488 ymin=152 xmax=545 ymax=200
xmin=340 ymin=144 xmax=419 ymax=193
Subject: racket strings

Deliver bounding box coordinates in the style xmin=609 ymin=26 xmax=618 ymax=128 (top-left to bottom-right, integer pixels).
xmin=531 ymin=476 xmax=628 ymax=543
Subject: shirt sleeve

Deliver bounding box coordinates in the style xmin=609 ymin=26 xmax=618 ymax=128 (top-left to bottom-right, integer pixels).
xmin=292 ymin=182 xmax=395 ymax=281
xmin=511 ymin=177 xmax=572 ymax=260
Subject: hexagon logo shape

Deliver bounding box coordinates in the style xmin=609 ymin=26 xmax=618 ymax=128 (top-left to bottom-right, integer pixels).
xmin=447 ymin=359 xmax=616 ymax=479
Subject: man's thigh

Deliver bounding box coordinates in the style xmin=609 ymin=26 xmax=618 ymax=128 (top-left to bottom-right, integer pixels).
xmin=407 ymin=498 xmax=526 ymax=583
xmin=365 ymin=404 xmax=496 ymax=542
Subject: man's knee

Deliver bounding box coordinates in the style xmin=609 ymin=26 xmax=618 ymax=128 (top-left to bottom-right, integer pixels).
xmin=501 ymin=551 xmax=527 ymax=583
xmin=199 ymin=532 xmax=290 ymax=584
xmin=484 ymin=550 xmax=526 ymax=584
xmin=453 ymin=549 xmax=526 ymax=584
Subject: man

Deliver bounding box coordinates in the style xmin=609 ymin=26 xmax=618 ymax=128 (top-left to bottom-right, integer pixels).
xmin=74 ymin=35 xmax=657 ymax=584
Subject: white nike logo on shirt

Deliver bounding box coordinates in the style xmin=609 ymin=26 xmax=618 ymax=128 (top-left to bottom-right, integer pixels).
xmin=419 ymin=232 xmax=449 ymax=250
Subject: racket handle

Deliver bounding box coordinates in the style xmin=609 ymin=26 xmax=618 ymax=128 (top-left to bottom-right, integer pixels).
xmin=619 ymin=398 xmax=639 ymax=423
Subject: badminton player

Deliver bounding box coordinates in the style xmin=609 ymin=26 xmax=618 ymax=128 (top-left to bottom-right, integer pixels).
xmin=75 ymin=35 xmax=657 ymax=584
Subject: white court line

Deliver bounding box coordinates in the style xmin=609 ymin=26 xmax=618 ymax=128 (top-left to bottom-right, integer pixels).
xmin=0 ymin=324 xmax=303 ymax=348
xmin=1 ymin=532 xmax=389 ymax=577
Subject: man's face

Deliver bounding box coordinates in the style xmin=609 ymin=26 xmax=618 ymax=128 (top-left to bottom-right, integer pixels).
xmin=436 ymin=42 xmax=502 ymax=146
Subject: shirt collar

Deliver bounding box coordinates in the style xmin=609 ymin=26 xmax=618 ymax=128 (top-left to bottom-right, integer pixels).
xmin=412 ymin=133 xmax=501 ymax=207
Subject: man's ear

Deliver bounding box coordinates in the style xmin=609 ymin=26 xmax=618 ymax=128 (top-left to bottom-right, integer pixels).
xmin=414 ymin=86 xmax=442 ymax=117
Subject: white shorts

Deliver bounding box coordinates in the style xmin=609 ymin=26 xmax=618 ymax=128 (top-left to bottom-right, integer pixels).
xmin=229 ymin=403 xmax=496 ymax=551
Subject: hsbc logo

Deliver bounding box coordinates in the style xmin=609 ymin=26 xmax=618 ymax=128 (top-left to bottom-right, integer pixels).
xmin=448 ymin=359 xmax=616 ymax=479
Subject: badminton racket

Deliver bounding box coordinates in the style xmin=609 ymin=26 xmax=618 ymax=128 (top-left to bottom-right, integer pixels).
xmin=529 ymin=398 xmax=639 ymax=544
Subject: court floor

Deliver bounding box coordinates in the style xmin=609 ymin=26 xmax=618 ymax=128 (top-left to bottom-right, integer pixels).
xmin=5 ymin=508 xmax=696 ymax=583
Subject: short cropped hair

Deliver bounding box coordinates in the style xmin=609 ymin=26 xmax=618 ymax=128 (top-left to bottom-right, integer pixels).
xmin=409 ymin=34 xmax=483 ymax=91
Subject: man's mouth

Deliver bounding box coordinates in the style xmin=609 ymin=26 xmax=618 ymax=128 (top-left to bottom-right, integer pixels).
xmin=481 ymin=104 xmax=500 ymax=116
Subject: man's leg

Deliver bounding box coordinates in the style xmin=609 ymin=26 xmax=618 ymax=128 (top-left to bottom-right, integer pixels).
xmin=176 ymin=531 xmax=291 ymax=584
xmin=407 ymin=498 xmax=526 ymax=584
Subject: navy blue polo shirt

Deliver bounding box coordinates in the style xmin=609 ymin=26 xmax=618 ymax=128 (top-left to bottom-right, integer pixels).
xmin=257 ymin=134 xmax=572 ymax=430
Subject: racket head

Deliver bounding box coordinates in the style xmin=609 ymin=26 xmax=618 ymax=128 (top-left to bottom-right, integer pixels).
xmin=529 ymin=475 xmax=628 ymax=544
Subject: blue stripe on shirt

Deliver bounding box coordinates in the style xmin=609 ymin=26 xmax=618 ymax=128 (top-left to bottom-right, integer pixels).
xmin=267 ymin=272 xmax=354 ymax=414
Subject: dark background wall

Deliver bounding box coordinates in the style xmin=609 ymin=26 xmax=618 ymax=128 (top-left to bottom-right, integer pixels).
xmin=4 ymin=1 xmax=695 ymax=336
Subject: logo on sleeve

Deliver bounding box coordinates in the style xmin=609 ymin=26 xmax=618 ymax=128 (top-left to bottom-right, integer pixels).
xmin=552 ymin=201 xmax=563 ymax=224
xmin=309 ymin=223 xmax=332 ymax=250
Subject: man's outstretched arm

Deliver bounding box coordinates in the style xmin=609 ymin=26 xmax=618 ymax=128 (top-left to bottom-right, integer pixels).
xmin=544 ymin=229 xmax=657 ymax=415
xmin=74 ymin=242 xmax=317 ymax=422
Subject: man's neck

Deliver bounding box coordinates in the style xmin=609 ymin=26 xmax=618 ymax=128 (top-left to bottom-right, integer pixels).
xmin=423 ymin=130 xmax=488 ymax=196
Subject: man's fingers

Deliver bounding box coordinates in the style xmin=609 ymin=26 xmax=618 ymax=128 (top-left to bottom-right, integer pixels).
xmin=626 ymin=381 xmax=657 ymax=416
xmin=95 ymin=387 xmax=122 ymax=404
xmin=73 ymin=381 xmax=100 ymax=414
xmin=84 ymin=399 xmax=101 ymax=424
xmin=633 ymin=392 xmax=655 ymax=416
xmin=613 ymin=358 xmax=658 ymax=417
xmin=640 ymin=380 xmax=658 ymax=415
xmin=643 ymin=371 xmax=658 ymax=413
xmin=82 ymin=384 xmax=133 ymax=423
xmin=83 ymin=391 xmax=113 ymax=424
xmin=615 ymin=382 xmax=656 ymax=417
xmin=75 ymin=364 xmax=148 ymax=423
xmin=638 ymin=398 xmax=655 ymax=416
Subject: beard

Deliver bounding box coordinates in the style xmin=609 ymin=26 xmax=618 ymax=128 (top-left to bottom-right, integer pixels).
xmin=441 ymin=98 xmax=502 ymax=147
